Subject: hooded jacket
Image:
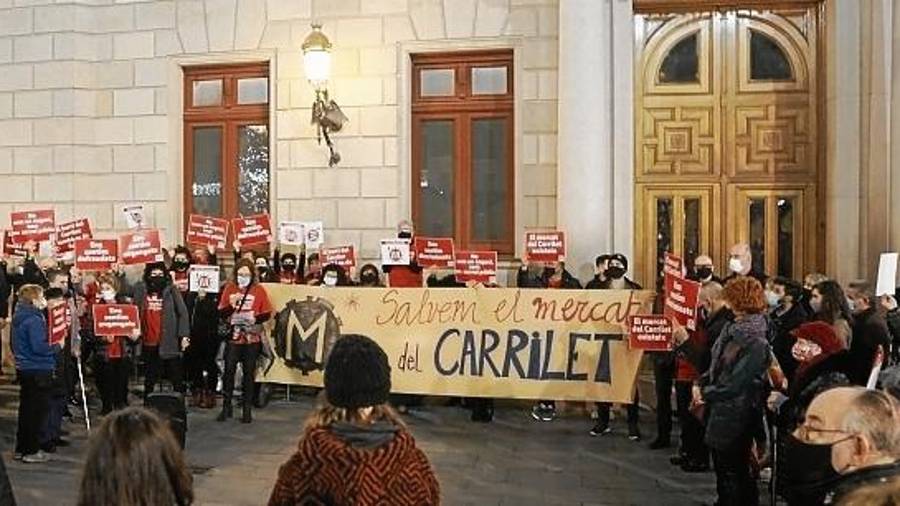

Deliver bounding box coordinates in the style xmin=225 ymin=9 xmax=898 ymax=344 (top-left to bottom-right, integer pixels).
xmin=268 ymin=424 xmax=440 ymax=506
xmin=12 ymin=302 xmax=55 ymax=372
xmin=132 ymin=268 xmax=190 ymax=360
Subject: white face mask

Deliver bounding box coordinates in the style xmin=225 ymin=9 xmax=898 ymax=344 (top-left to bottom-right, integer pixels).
xmin=237 ymin=275 xmax=252 ymax=288
xmin=729 ymin=257 xmax=745 ymax=274
xmin=323 ymin=274 xmax=338 ymax=287
xmin=765 ymin=290 xmax=780 ymax=308
xmin=101 ymin=290 xmax=116 ymax=302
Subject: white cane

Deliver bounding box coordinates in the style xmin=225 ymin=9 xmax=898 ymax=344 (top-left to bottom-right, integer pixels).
xmin=76 ymin=355 xmax=91 ymax=433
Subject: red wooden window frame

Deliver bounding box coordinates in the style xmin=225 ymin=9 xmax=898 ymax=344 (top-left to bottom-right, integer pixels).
xmin=411 ymin=50 xmax=515 ymax=256
xmin=183 ymin=62 xmax=270 ymax=232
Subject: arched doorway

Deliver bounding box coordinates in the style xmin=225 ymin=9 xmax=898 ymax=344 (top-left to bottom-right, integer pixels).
xmin=634 ymin=8 xmax=823 ymax=288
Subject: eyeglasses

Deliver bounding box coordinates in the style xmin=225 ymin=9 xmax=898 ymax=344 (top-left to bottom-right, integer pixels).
xmin=796 ymin=424 xmax=855 ymax=442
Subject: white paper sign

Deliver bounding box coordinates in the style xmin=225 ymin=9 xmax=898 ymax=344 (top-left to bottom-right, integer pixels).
xmin=188 ymin=265 xmax=220 ymax=294
xmin=876 ymin=252 xmax=899 ymax=296
xmin=302 ymin=221 xmax=324 ymax=250
xmin=278 ymin=221 xmax=305 ymax=246
xmin=380 ymin=239 xmax=411 ymax=266
xmin=122 ymin=204 xmax=145 ymax=230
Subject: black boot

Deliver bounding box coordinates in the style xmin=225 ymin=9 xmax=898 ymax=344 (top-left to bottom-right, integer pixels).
xmin=216 ymin=401 xmax=232 ymax=422
xmin=241 ymin=405 xmax=252 ymax=424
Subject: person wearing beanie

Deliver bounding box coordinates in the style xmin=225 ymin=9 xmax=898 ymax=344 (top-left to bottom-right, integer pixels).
xmin=268 ymin=334 xmax=440 ymax=506
xmin=132 ymin=261 xmax=191 ymax=398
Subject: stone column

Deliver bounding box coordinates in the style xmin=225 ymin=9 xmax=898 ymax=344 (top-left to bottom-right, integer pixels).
xmin=556 ymin=0 xmax=616 ymax=282
xmin=891 ymin=0 xmax=900 ymax=256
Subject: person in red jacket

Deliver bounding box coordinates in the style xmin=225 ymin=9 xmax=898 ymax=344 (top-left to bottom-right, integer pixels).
xmin=217 ymin=258 xmax=273 ymax=424
xmin=268 ymin=334 xmax=440 ymax=506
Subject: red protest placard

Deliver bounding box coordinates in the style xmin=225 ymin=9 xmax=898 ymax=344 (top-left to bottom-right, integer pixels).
xmin=525 ymin=231 xmax=566 ymax=262
xmin=48 ymin=301 xmax=68 ymax=346
xmin=55 ymin=218 xmax=93 ymax=255
xmin=10 ymin=209 xmax=56 ymax=244
xmin=232 ymin=214 xmax=272 ymax=247
xmin=663 ymin=252 xmax=683 ymax=278
xmin=454 ymin=250 xmax=498 ymax=284
xmin=3 ymin=231 xmax=28 ymax=258
xmin=186 ymin=214 xmax=228 ymax=249
xmin=92 ymin=304 xmax=140 ymax=337
xmin=628 ymin=315 xmax=673 ymax=351
xmin=74 ymin=239 xmax=118 ymax=271
xmin=119 ymin=229 xmax=163 ymax=265
xmin=321 ymin=245 xmax=356 ymax=269
xmin=413 ymin=237 xmax=455 ymax=268
xmin=663 ymin=272 xmax=701 ymax=330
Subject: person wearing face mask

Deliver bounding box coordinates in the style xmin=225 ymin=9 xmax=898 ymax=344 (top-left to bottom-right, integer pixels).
xmin=12 ymin=284 xmax=56 ymax=463
xmin=38 ymin=286 xmax=71 ymax=455
xmin=723 ymin=243 xmax=768 ymax=285
xmin=810 ymin=280 xmax=854 ymax=350
xmin=768 ymin=277 xmax=810 ymax=381
xmin=319 ymin=264 xmax=348 ymax=287
xmin=382 ymin=220 xmax=424 ymax=288
xmin=89 ymin=274 xmax=140 ymax=415
xmin=303 ymin=253 xmax=322 ymax=285
xmin=844 ymin=282 xmax=891 ymax=386
xmin=585 ymin=255 xmax=612 ymax=289
xmin=357 ymin=264 xmax=382 ymax=287
xmin=590 ymin=254 xmax=643 ymax=442
xmin=272 ymin=245 xmax=306 ymax=285
xmin=883 ymin=292 xmax=900 ymax=366
xmin=179 ymin=246 xmax=223 ymax=410
xmin=217 ymin=259 xmax=273 ymax=424
xmin=782 ymin=387 xmax=900 ymax=505
xmin=690 ymin=255 xmax=722 ymax=285
xmin=133 ymin=262 xmax=191 ymax=399
xmin=800 ymin=273 xmax=829 ymax=317
xmin=167 ymin=246 xmax=194 ymax=294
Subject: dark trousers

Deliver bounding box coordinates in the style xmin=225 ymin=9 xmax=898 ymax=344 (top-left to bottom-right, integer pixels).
xmin=16 ymin=371 xmax=52 ymax=455
xmin=143 ymin=346 xmax=185 ymax=395
xmin=711 ymin=429 xmax=759 ymax=506
xmin=222 ymin=342 xmax=260 ymax=411
xmin=96 ymin=358 xmax=129 ymax=413
xmin=596 ymin=389 xmax=640 ymax=426
xmin=675 ymin=381 xmax=708 ymax=464
xmin=186 ymin=338 xmax=221 ymax=391
xmin=40 ymin=394 xmax=66 ymax=446
xmin=653 ymin=355 xmax=675 ymax=440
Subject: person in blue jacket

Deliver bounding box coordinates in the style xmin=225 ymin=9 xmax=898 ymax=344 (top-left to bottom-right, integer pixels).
xmin=13 ymin=284 xmax=57 ymax=464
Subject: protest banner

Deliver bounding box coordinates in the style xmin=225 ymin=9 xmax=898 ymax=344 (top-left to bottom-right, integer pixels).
xmin=92 ymin=304 xmax=140 ymax=337
xmin=186 ymin=214 xmax=228 ymax=249
xmin=55 ymin=218 xmax=93 ymax=255
xmin=74 ymin=239 xmax=118 ymax=271
xmin=414 ymin=237 xmax=455 ymax=269
xmin=10 ymin=209 xmax=55 ymax=244
xmin=260 ymin=285 xmax=655 ymax=403
xmin=454 ymin=250 xmax=498 ymax=284
xmin=627 ymin=315 xmax=673 ymax=352
xmin=302 ymin=221 xmax=325 ymax=249
xmin=380 ymin=239 xmax=411 ymax=266
xmin=233 ymin=214 xmax=272 ymax=247
xmin=189 ymin=265 xmax=220 ymax=293
xmin=119 ymin=229 xmax=163 ymax=265
xmin=322 ymin=246 xmax=356 ymax=269
xmin=2 ymin=231 xmax=28 ymax=258
xmin=663 ymin=272 xmax=701 ymax=330
xmin=876 ymin=252 xmax=899 ymax=296
xmin=48 ymin=301 xmax=68 ymax=346
xmin=278 ymin=221 xmax=305 ymax=246
xmin=663 ymin=252 xmax=683 ymax=278
xmin=122 ymin=204 xmax=145 ymax=229
xmin=525 ymin=231 xmax=566 ymax=262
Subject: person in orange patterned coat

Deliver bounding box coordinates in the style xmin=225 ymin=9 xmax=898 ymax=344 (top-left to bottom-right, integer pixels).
xmin=268 ymin=334 xmax=440 ymax=506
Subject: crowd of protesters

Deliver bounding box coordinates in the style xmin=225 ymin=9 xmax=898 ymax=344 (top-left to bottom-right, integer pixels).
xmin=2 ymin=216 xmax=900 ymax=506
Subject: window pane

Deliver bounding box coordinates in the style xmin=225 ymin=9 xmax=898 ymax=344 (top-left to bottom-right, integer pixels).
xmin=237 ymin=125 xmax=269 ymax=216
xmin=471 ymin=66 xmax=507 ymax=95
xmin=471 ymin=118 xmax=508 ymax=241
xmin=419 ymin=120 xmax=454 ymax=237
xmin=420 ymin=69 xmax=455 ymax=96
xmin=659 ymin=33 xmax=699 ymax=83
xmin=192 ymin=79 xmax=223 ymax=107
xmin=191 ymin=127 xmax=223 ymax=216
xmin=750 ymin=31 xmax=793 ymax=80
xmin=749 ymin=198 xmax=766 ymax=275
xmin=683 ymin=198 xmax=701 ymax=270
xmin=656 ymin=198 xmax=673 ymax=285
xmin=777 ymin=197 xmax=794 ymax=279
xmin=237 ymin=77 xmax=269 ymax=104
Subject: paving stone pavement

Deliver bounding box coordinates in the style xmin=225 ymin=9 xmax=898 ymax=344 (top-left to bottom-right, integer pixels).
xmin=0 ymin=379 xmax=724 ymax=506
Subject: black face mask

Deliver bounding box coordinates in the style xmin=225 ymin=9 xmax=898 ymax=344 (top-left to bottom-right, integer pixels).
xmin=605 ymin=266 xmax=626 ymax=280
xmin=173 ymin=259 xmax=190 ymax=272
xmin=802 ymin=288 xmax=813 ymax=301
xmin=282 ymin=263 xmax=296 ymax=272
xmin=543 ymin=267 xmax=556 ymax=278
xmin=695 ymin=266 xmax=713 ymax=280
xmin=360 ymin=272 xmax=378 ymax=285
xmin=148 ymin=276 xmax=165 ymax=292
xmin=781 ymin=434 xmax=844 ymax=497
xmin=398 ymin=231 xmax=412 ymax=239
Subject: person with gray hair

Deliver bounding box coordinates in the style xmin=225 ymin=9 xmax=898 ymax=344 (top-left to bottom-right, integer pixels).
xmin=782 ymin=386 xmax=900 ymax=504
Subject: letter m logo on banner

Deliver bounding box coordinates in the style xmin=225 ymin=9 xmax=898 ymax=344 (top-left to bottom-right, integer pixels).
xmin=272 ymin=296 xmax=342 ymax=375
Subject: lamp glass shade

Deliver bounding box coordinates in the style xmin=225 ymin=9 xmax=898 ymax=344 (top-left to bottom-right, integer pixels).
xmin=304 ymin=49 xmax=331 ymax=85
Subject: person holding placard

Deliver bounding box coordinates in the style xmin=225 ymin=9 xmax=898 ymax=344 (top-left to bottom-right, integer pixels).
xmin=357 ymin=263 xmax=383 ymax=287
xmin=303 ymin=253 xmax=322 ymax=285
xmin=382 ymin=220 xmax=423 ymax=288
xmin=882 ymin=293 xmax=900 ymax=365
xmin=846 ymin=281 xmax=892 ymax=386
xmin=180 ymin=246 xmax=223 ymax=410
xmin=273 ymin=245 xmax=306 ymax=285
xmin=88 ymin=274 xmax=140 ymax=415
xmin=39 ymin=286 xmax=70 ymax=455
xmin=217 ymin=259 xmax=273 ymax=424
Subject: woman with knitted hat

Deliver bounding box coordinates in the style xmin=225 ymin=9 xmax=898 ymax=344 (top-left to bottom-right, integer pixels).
xmin=268 ymin=334 xmax=440 ymax=506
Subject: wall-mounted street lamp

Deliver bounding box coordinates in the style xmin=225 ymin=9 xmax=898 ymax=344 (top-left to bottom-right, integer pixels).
xmin=302 ymin=23 xmax=347 ymax=167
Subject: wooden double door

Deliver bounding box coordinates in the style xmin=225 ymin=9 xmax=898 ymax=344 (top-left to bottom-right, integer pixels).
xmin=635 ymin=7 xmax=822 ymax=288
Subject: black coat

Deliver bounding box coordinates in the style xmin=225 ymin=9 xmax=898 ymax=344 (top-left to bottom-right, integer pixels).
xmin=770 ymin=303 xmax=809 ymax=380
xmin=0 ymin=261 xmax=10 ymax=319
xmin=828 ymin=460 xmax=900 ymax=505
xmin=888 ymin=308 xmax=900 ymax=366
xmin=847 ymin=307 xmax=892 ymax=385
xmin=777 ymin=351 xmax=853 ymax=433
